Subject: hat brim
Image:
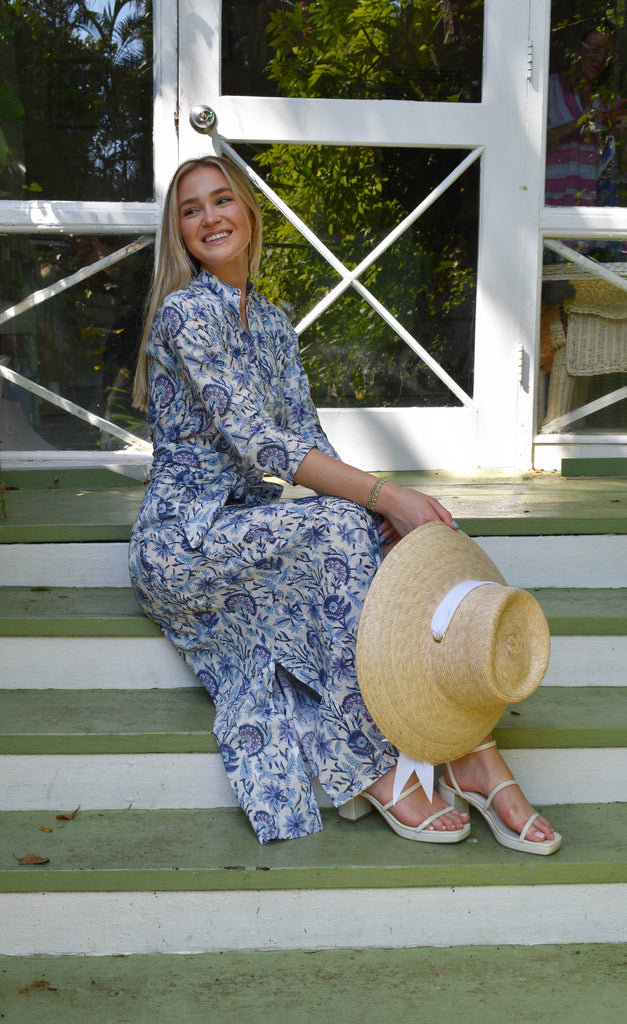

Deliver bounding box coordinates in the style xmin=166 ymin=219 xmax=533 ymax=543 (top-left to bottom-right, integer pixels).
xmin=357 ymin=522 xmax=550 ymax=764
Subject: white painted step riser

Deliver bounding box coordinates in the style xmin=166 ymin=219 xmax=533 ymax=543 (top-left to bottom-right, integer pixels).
xmin=2 ymin=885 xmax=626 ymax=956
xmin=3 ymin=536 xmax=627 ymax=588
xmin=2 ymin=635 xmax=625 ymax=689
xmin=1 ymin=748 xmax=623 ymax=811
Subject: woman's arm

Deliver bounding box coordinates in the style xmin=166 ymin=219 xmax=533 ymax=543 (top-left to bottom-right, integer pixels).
xmin=293 ymin=446 xmax=456 ymax=539
xmin=546 ymin=118 xmax=581 ymax=151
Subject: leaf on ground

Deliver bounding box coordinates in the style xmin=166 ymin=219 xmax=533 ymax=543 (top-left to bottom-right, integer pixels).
xmin=40 ymin=825 xmax=53 ymax=832
xmin=18 ymin=854 xmax=50 ymax=865
xmin=56 ymin=806 xmax=80 ymax=820
xmin=18 ymin=978 xmax=58 ymax=994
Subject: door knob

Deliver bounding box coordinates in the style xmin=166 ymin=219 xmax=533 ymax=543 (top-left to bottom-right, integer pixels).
xmin=190 ymin=105 xmax=217 ymax=134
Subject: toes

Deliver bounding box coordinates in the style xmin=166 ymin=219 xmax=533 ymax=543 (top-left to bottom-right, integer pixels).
xmin=527 ymin=815 xmax=555 ymax=842
xmin=433 ymin=809 xmax=469 ymax=831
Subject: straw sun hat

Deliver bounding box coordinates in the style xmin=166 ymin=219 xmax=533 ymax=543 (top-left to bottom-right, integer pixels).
xmin=356 ymin=521 xmax=550 ymax=765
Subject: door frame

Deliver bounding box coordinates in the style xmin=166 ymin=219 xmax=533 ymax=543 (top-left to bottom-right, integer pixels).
xmin=2 ymin=0 xmax=588 ymax=473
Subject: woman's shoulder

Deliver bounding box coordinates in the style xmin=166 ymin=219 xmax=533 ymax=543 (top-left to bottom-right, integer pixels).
xmin=155 ymin=278 xmax=223 ymax=330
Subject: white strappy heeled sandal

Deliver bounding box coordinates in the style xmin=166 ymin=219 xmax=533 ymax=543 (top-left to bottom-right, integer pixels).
xmin=438 ymin=740 xmax=562 ymax=855
xmin=338 ymin=779 xmax=471 ymax=843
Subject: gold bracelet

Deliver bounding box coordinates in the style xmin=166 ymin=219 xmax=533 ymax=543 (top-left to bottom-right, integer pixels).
xmin=366 ymin=477 xmax=387 ymax=512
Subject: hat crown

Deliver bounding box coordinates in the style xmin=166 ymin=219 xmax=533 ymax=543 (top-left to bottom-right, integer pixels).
xmin=429 ymin=583 xmax=550 ymax=708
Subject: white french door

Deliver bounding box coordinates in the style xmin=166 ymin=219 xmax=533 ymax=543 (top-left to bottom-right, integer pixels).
xmin=0 ymin=0 xmax=548 ymax=472
xmin=175 ymin=0 xmax=545 ymax=471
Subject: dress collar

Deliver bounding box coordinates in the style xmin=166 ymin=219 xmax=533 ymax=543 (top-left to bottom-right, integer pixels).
xmin=196 ymin=269 xmax=254 ymax=318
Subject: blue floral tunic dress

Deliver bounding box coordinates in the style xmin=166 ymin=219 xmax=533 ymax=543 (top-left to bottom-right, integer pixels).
xmin=128 ymin=270 xmax=397 ymax=843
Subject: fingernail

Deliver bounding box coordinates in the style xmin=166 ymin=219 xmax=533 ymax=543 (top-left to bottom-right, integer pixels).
xmin=452 ymin=520 xmax=459 ymax=529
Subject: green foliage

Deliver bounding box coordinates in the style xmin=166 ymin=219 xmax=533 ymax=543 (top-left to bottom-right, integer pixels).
xmin=0 ymin=19 xmax=23 ymax=173
xmin=0 ymin=0 xmax=152 ymax=200
xmin=265 ymin=0 xmax=483 ymax=102
xmin=251 ymin=140 xmax=477 ymax=407
xmin=243 ymin=1 xmax=483 ymax=407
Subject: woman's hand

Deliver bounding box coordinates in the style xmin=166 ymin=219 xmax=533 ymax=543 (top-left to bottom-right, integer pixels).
xmin=376 ymin=481 xmax=457 ymax=539
xmin=375 ymin=517 xmax=401 ymax=547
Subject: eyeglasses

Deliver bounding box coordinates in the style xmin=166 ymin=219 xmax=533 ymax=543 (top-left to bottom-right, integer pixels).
xmin=580 ymin=41 xmax=613 ymax=60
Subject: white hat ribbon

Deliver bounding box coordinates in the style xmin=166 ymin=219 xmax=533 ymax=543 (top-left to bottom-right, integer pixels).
xmin=431 ymin=579 xmax=501 ymax=641
xmin=392 ymin=579 xmax=503 ymax=806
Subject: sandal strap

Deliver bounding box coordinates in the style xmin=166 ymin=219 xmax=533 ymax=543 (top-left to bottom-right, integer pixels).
xmin=471 ymin=740 xmax=497 ymax=754
xmin=519 ymin=812 xmax=541 ymax=841
xmin=414 ymin=805 xmax=454 ymax=832
xmin=380 ymin=780 xmax=422 ymax=813
xmin=444 ymin=761 xmax=463 ymax=798
xmin=484 ymin=778 xmax=518 ymax=810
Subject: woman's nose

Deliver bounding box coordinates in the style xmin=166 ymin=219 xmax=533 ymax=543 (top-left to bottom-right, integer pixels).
xmin=202 ymin=203 xmax=219 ymax=225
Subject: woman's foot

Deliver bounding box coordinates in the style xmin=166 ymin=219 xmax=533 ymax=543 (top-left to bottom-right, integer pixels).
xmin=445 ymin=737 xmax=557 ymax=845
xmin=366 ymin=766 xmax=470 ymax=833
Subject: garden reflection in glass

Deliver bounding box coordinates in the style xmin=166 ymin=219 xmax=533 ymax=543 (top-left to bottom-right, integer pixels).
xmin=0 ymin=0 xmax=153 ymax=202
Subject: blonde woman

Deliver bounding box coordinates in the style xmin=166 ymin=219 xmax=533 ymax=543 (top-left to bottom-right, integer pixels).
xmin=129 ymin=156 xmax=559 ymax=852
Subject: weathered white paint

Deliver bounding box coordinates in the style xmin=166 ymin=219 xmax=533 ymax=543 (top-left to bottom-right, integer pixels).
xmin=545 ymin=636 xmax=627 ymax=686
xmin=2 ymin=884 xmax=626 ymax=956
xmin=3 ymin=634 xmax=625 ymax=689
xmin=476 ymin=535 xmax=627 ymax=588
xmin=0 ymin=637 xmax=198 ymax=688
xmin=0 ymin=450 xmax=151 ymax=473
xmin=0 ymin=543 xmax=132 ymax=587
xmin=534 ymin=438 xmax=627 ymax=471
xmin=1 ymin=748 xmax=622 ymax=812
xmin=5 ymin=534 xmax=625 ymax=588
xmin=0 ymin=753 xmax=237 ymax=811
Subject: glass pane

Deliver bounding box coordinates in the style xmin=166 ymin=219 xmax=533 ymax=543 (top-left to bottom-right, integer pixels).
xmin=222 ymin=0 xmax=483 ymax=102
xmin=539 ymin=240 xmax=627 ymax=431
xmin=245 ymin=144 xmax=478 ymax=407
xmin=546 ymin=2 xmax=627 ymax=207
xmin=0 ymin=0 xmax=153 ymax=202
xmin=0 ymin=234 xmax=152 ymax=450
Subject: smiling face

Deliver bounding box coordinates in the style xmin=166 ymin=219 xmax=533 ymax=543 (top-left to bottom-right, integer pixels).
xmin=177 ymin=164 xmax=253 ymax=288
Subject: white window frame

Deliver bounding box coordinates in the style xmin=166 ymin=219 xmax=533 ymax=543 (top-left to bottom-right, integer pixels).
xmin=7 ymin=1 xmax=612 ymax=473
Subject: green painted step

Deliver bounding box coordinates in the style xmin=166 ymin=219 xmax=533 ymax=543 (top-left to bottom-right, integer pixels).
xmin=562 ymin=457 xmax=627 ymax=477
xmin=0 ymin=587 xmax=157 ymax=637
xmin=1 ymin=945 xmax=625 ymax=1024
xmin=2 ymin=586 xmax=626 ymax=637
xmin=1 ymin=687 xmax=625 ymax=756
xmin=0 ymin=470 xmax=144 ymax=490
xmin=0 ymin=688 xmax=218 ymax=754
xmin=0 ymin=804 xmax=624 ymax=894
xmin=3 ymin=469 xmax=627 ymax=543
xmin=0 ymin=485 xmax=145 ymax=543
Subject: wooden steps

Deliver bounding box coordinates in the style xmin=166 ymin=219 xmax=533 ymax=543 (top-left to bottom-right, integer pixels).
xmin=2 ymin=584 xmax=627 ymax=637
xmin=2 ymin=944 xmax=625 ymax=1024
xmin=2 ymin=804 xmax=626 ymax=896
xmin=1 ymin=686 xmax=626 ymax=756
xmin=1 ymin=468 xmax=627 ymax=960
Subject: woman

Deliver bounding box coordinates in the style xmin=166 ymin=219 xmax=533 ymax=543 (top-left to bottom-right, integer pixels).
xmin=546 ymin=28 xmax=618 ymax=206
xmin=129 ymin=155 xmax=559 ymax=851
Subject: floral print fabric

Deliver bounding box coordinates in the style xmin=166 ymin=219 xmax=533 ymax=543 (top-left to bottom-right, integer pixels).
xmin=128 ymin=271 xmax=397 ymax=842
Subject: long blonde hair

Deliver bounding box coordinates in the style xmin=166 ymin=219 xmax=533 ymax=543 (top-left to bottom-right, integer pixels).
xmin=132 ymin=155 xmax=264 ymax=411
